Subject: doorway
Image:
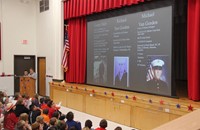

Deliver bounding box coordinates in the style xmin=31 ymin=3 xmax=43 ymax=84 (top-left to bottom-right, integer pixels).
xmin=14 ymin=55 xmax=35 ymax=93
xmin=38 ymin=57 xmax=46 ymax=96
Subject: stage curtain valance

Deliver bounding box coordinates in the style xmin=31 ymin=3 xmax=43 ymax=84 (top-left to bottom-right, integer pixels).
xmin=64 ymin=0 xmax=146 ymax=20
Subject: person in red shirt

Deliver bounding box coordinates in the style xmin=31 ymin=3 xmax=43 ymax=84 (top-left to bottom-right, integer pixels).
xmin=95 ymin=119 xmax=108 ymax=130
xmin=3 ymin=102 xmax=18 ymax=130
xmin=47 ymin=100 xmax=56 ymax=118
xmin=40 ymin=98 xmax=50 ymax=110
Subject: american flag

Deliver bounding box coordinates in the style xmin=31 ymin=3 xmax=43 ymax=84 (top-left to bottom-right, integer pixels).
xmin=146 ymin=58 xmax=154 ymax=81
xmin=146 ymin=64 xmax=154 ymax=81
xmin=62 ymin=26 xmax=69 ymax=72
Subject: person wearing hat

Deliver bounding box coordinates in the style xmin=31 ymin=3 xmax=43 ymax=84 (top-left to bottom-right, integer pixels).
xmin=147 ymin=59 xmax=168 ymax=94
xmin=3 ymin=101 xmax=18 ymax=130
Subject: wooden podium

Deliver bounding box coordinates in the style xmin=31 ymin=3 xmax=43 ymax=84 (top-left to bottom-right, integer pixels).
xmin=20 ymin=77 xmax=36 ymax=97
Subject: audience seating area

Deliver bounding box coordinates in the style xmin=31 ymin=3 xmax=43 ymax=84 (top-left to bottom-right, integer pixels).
xmin=0 ymin=91 xmax=125 ymax=130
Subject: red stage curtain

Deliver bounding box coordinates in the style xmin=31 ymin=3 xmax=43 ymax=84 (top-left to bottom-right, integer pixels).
xmin=66 ymin=18 xmax=86 ymax=83
xmin=64 ymin=0 xmax=146 ymax=20
xmin=63 ymin=0 xmax=150 ymax=83
xmin=187 ymin=0 xmax=200 ymax=100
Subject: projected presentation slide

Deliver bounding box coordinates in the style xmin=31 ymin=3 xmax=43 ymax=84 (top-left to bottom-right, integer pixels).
xmin=87 ymin=6 xmax=172 ymax=96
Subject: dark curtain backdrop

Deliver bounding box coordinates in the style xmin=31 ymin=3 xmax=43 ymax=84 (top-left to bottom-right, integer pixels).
xmin=65 ymin=18 xmax=86 ymax=83
xmin=187 ymin=0 xmax=200 ymax=100
xmin=174 ymin=0 xmax=187 ymax=81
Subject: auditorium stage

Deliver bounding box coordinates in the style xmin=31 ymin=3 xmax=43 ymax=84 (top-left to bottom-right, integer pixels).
xmin=50 ymin=82 xmax=200 ymax=130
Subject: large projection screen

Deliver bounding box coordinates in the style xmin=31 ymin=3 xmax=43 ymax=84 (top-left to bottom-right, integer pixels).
xmin=87 ymin=6 xmax=173 ymax=96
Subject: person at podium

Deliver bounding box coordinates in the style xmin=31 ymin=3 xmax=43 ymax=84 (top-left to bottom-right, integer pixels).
xmin=28 ymin=68 xmax=37 ymax=80
xmin=23 ymin=70 xmax=29 ymax=77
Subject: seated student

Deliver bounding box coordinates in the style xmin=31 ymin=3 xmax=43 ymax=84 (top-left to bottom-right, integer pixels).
xmin=41 ymin=98 xmax=50 ymax=110
xmin=47 ymin=100 xmax=56 ymax=118
xmin=32 ymin=94 xmax=40 ymax=107
xmin=82 ymin=127 xmax=90 ymax=130
xmin=15 ymin=120 xmax=28 ymax=130
xmin=114 ymin=126 xmax=122 ymax=130
xmin=52 ymin=111 xmax=60 ymax=120
xmin=36 ymin=116 xmax=48 ymax=130
xmin=29 ymin=104 xmax=41 ymax=124
xmin=0 ymin=91 xmax=5 ymax=99
xmin=41 ymin=109 xmax=50 ymax=124
xmin=65 ymin=111 xmax=81 ymax=130
xmin=69 ymin=126 xmax=77 ymax=130
xmin=18 ymin=113 xmax=32 ymax=130
xmin=31 ymin=122 xmax=42 ymax=130
xmin=14 ymin=98 xmax=29 ymax=117
xmin=0 ymin=102 xmax=3 ymax=130
xmin=39 ymin=97 xmax=45 ymax=108
xmin=95 ymin=119 xmax=108 ymax=130
xmin=3 ymin=102 xmax=18 ymax=130
xmin=57 ymin=120 xmax=68 ymax=130
xmin=84 ymin=119 xmax=94 ymax=130
xmin=14 ymin=92 xmax=22 ymax=100
xmin=59 ymin=114 xmax=66 ymax=121
xmin=22 ymin=94 xmax=32 ymax=109
xmin=48 ymin=117 xmax=58 ymax=130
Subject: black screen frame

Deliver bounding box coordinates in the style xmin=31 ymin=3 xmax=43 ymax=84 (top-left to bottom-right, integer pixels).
xmin=86 ymin=0 xmax=176 ymax=98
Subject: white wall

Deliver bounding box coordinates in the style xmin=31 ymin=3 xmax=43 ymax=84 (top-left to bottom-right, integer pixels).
xmin=0 ymin=0 xmax=37 ymax=95
xmin=0 ymin=0 xmax=3 ymax=73
xmin=36 ymin=0 xmax=63 ymax=80
xmin=46 ymin=76 xmax=53 ymax=96
xmin=0 ymin=0 xmax=36 ymax=73
xmin=0 ymin=0 xmax=64 ymax=95
xmin=0 ymin=76 xmax=14 ymax=96
xmin=36 ymin=0 xmax=64 ymax=96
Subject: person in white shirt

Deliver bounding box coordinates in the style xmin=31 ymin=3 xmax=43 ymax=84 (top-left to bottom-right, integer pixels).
xmin=28 ymin=68 xmax=37 ymax=80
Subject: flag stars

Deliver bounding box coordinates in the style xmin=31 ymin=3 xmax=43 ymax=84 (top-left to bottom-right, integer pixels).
xmin=188 ymin=104 xmax=193 ymax=111
xmin=160 ymin=100 xmax=164 ymax=105
xmin=176 ymin=104 xmax=181 ymax=108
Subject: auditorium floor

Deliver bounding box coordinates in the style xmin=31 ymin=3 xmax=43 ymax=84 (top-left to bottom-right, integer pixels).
xmin=59 ymin=106 xmax=137 ymax=130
